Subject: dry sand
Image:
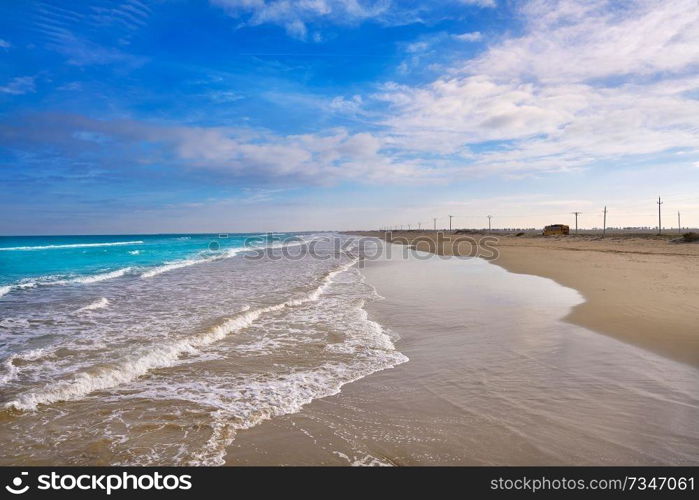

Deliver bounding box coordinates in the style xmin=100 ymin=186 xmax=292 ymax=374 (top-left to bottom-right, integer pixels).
xmin=350 ymin=231 xmax=699 ymax=368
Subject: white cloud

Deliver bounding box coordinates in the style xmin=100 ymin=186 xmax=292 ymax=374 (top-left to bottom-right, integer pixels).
xmin=211 ymin=0 xmax=391 ymax=39
xmin=0 ymin=76 xmax=36 ymax=95
xmin=329 ymin=94 xmax=363 ymax=113
xmin=453 ymin=31 xmax=482 ymax=42
xmin=462 ymin=0 xmax=496 ymax=6
xmin=0 ymin=39 xmax=10 ymax=49
xmin=7 ymin=0 xmax=699 ymax=190
xmin=472 ymin=0 xmax=699 ymax=83
xmin=373 ymin=0 xmax=699 ymax=177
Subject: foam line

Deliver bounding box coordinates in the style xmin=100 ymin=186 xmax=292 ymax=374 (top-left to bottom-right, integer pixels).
xmin=5 ymin=260 xmax=358 ymax=411
xmin=0 ymin=241 xmax=144 ymax=251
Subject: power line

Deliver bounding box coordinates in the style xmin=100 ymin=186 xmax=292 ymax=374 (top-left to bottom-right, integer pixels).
xmin=602 ymin=206 xmax=608 ymax=237
xmin=571 ymin=212 xmax=582 ymax=234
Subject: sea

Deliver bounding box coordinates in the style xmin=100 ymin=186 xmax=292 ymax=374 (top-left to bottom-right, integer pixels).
xmin=0 ymin=233 xmax=407 ymax=465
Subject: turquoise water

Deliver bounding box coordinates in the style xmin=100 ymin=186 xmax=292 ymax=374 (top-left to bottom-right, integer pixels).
xmin=0 ymin=233 xmax=297 ymax=295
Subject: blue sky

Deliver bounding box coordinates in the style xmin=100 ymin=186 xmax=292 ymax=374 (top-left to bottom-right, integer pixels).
xmin=1 ymin=0 xmax=698 ymax=234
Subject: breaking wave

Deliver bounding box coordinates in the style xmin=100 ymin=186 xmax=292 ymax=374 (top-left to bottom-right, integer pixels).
xmin=5 ymin=260 xmax=358 ymax=411
xmin=0 ymin=241 xmax=144 ymax=251
xmin=76 ymin=297 xmax=110 ymax=313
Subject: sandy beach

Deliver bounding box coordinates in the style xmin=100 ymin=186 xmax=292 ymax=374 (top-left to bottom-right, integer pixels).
xmin=2 ymin=234 xmax=698 ymax=465
xmin=222 ymin=237 xmax=699 ymax=465
xmin=351 ymin=231 xmax=699 ymax=369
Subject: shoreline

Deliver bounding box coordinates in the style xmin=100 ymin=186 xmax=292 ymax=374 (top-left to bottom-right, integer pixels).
xmin=348 ymin=231 xmax=699 ymax=368
xmin=224 ymin=237 xmax=699 ymax=465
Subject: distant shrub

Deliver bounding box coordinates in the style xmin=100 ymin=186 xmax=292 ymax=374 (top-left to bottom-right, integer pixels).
xmin=682 ymin=232 xmax=699 ymax=243
xmin=516 ymin=232 xmax=525 ymax=237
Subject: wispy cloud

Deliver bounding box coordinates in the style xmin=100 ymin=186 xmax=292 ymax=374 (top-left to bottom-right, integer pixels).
xmin=0 ymin=39 xmax=10 ymax=49
xmin=0 ymin=113 xmax=430 ymax=186
xmin=31 ymin=1 xmax=150 ymax=66
xmin=372 ymin=0 xmax=699 ymax=176
xmin=453 ymin=31 xmax=482 ymax=42
xmin=0 ymin=76 xmax=36 ymax=95
xmin=211 ymin=0 xmax=496 ymax=40
xmin=459 ymin=0 xmax=496 ymax=7
xmin=2 ymin=0 xmax=698 ymax=228
xmin=211 ymin=0 xmax=392 ymax=39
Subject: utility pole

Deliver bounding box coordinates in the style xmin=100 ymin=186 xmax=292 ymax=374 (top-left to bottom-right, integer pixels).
xmin=571 ymin=212 xmax=582 ymax=234
xmin=487 ymin=215 xmax=492 ymax=233
xmin=449 ymin=215 xmax=453 ymax=231
xmin=602 ymin=206 xmax=607 ymax=238
xmin=407 ymin=224 xmax=411 ymax=230
xmin=433 ymin=218 xmax=437 ymax=231
xmin=418 ymin=222 xmax=421 ymax=230
xmin=678 ymin=211 xmax=681 ymax=234
xmin=657 ymin=196 xmax=663 ymax=235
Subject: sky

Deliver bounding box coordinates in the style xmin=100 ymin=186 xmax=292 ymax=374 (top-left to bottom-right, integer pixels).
xmin=1 ymin=0 xmax=698 ymax=234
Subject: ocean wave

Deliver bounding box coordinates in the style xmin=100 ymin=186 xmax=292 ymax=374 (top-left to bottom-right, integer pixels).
xmin=0 ymin=348 xmax=50 ymax=385
xmin=139 ymin=238 xmax=314 ymax=279
xmin=76 ymin=297 xmax=110 ymax=313
xmin=188 ymin=354 xmax=408 ymax=465
xmin=0 ymin=282 xmax=37 ymax=299
xmin=0 ymin=241 xmax=144 ymax=251
xmin=141 ymin=258 xmax=210 ymax=279
xmin=66 ymin=268 xmax=132 ymax=284
xmin=140 ymin=248 xmax=245 ymax=278
xmin=0 ymin=357 xmax=19 ymax=385
xmin=0 ymin=317 xmax=30 ymax=329
xmin=5 ymin=260 xmax=358 ymax=411
xmin=0 ymin=268 xmax=132 ymax=299
xmin=128 ymin=250 xmax=140 ymax=255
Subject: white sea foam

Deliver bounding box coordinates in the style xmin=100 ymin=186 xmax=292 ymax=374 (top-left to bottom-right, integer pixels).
xmin=141 ymin=238 xmax=315 ymax=279
xmin=5 ymin=260 xmax=358 ymax=411
xmin=0 ymin=318 xmax=30 ymax=329
xmin=0 ymin=281 xmax=41 ymax=299
xmin=65 ymin=267 xmax=132 ymax=284
xmin=187 ymin=354 xmax=408 ymax=465
xmin=141 ymin=258 xmax=211 ymax=278
xmin=0 ymin=241 xmax=144 ymax=251
xmin=0 ymin=358 xmax=19 ymax=385
xmin=76 ymin=297 xmax=110 ymax=313
xmin=128 ymin=250 xmax=140 ymax=255
xmin=140 ymin=247 xmax=249 ymax=278
xmin=0 ymin=267 xmax=132 ymax=299
xmin=0 ymin=348 xmax=50 ymax=385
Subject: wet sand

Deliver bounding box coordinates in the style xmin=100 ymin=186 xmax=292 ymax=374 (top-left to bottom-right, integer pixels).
xmin=224 ymin=243 xmax=699 ymax=465
xmin=353 ymin=231 xmax=699 ymax=368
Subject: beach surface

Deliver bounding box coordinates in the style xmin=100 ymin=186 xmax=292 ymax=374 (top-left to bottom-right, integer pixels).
xmin=350 ymin=231 xmax=699 ymax=368
xmin=224 ymin=239 xmax=699 ymax=465
xmin=2 ymin=234 xmax=697 ymax=465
